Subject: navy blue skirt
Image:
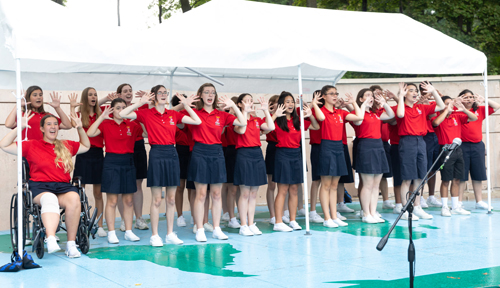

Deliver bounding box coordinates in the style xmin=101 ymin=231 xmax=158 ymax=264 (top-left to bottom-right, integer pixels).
xmin=233 ymin=147 xmax=267 ymax=187
xmin=352 ymin=137 xmax=360 ymax=170
xmin=225 ymin=145 xmax=237 ymax=183
xmin=188 ymin=142 xmax=226 ymax=184
xmin=310 ymin=144 xmax=321 ymax=181
xmin=318 ymin=140 xmax=347 ymax=177
xmin=102 ymin=153 xmax=137 ymax=194
xmin=355 ymin=138 xmax=389 ymax=174
xmin=28 ymin=181 xmax=78 ymax=198
xmin=147 ymin=145 xmax=180 ymax=187
xmin=74 ymin=147 xmax=104 ymax=185
xmin=390 ymin=144 xmax=403 ymax=187
xmin=273 ymin=147 xmax=304 ymax=184
xmin=176 ymin=145 xmax=191 ymax=180
xmin=265 ymin=141 xmax=277 ymax=175
xmin=134 ymin=139 xmax=148 ymax=180
xmin=339 ymin=144 xmax=354 ymax=184
xmin=382 ymin=142 xmax=393 ymax=178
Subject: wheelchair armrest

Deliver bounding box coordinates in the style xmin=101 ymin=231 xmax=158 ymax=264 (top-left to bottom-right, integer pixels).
xmin=72 ymin=177 xmax=83 ymax=188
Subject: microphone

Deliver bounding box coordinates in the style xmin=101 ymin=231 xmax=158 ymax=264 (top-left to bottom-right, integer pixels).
xmin=439 ymin=138 xmax=462 ymax=169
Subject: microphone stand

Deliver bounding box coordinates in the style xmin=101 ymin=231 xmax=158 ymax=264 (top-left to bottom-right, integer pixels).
xmin=377 ymin=145 xmax=454 ymax=288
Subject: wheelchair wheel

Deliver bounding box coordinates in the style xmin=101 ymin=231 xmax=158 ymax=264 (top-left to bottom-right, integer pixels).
xmin=10 ymin=194 xmax=26 ymax=252
xmin=77 ymin=225 xmax=89 ymax=254
xmin=34 ymin=236 xmax=44 ymax=259
xmin=32 ymin=205 xmax=45 ymax=259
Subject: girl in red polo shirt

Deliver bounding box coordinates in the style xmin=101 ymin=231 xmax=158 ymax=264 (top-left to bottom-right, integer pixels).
xmin=458 ymin=90 xmax=500 ymax=210
xmin=272 ymin=91 xmax=320 ymax=232
xmin=264 ymin=95 xmax=280 ymax=224
xmin=185 ymin=83 xmax=247 ymax=242
xmin=233 ymin=94 xmax=275 ymax=236
xmin=314 ymin=85 xmax=364 ymax=228
xmin=1 ymin=113 xmax=90 ymax=258
xmin=352 ymin=89 xmax=395 ymax=224
xmin=225 ymin=99 xmax=242 ymax=230
xmin=5 ymin=86 xmax=72 ymax=139
xmin=121 ymin=85 xmax=201 ymax=246
xmin=88 ymin=98 xmax=144 ymax=244
xmin=308 ymin=90 xmax=325 ymax=223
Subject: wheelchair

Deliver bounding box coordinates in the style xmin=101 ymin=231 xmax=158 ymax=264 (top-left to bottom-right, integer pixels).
xmin=10 ymin=161 xmax=101 ymax=258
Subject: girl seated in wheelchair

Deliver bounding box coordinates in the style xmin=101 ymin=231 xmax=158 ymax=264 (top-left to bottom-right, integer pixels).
xmin=0 ymin=113 xmax=90 ymax=258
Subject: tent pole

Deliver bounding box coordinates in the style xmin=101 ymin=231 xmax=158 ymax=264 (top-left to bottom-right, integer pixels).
xmin=483 ymin=65 xmax=492 ymax=214
xmin=16 ymin=58 xmax=23 ymax=259
xmin=169 ymin=67 xmax=177 ymax=109
xmin=185 ymin=67 xmax=225 ymax=86
xmin=297 ymin=64 xmax=311 ymax=235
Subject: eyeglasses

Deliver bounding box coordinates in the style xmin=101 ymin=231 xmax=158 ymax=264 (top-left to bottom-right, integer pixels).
xmin=326 ymin=92 xmax=339 ymax=96
xmin=157 ymin=91 xmax=169 ymax=96
xmin=203 ymin=91 xmax=216 ymax=95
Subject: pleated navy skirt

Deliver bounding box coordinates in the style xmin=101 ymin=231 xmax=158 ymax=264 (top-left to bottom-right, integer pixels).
xmin=352 ymin=137 xmax=360 ymax=170
xmin=102 ymin=153 xmax=137 ymax=194
xmin=310 ymin=144 xmax=321 ymax=181
xmin=147 ymin=145 xmax=180 ymax=187
xmin=188 ymin=142 xmax=226 ymax=184
xmin=272 ymin=147 xmax=304 ymax=184
xmin=382 ymin=142 xmax=393 ymax=178
xmin=225 ymin=145 xmax=237 ymax=183
xmin=265 ymin=141 xmax=277 ymax=175
xmin=355 ymin=138 xmax=389 ymax=175
xmin=339 ymin=144 xmax=354 ymax=183
xmin=176 ymin=145 xmax=191 ymax=180
xmin=233 ymin=147 xmax=267 ymax=187
xmin=318 ymin=140 xmax=347 ymax=177
xmin=74 ymin=147 xmax=104 ymax=185
xmin=134 ymin=139 xmax=148 ymax=180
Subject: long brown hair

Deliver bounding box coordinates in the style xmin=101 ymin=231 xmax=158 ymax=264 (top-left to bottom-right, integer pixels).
xmin=195 ymin=83 xmax=219 ymax=110
xmin=117 ymin=83 xmax=132 ymax=94
xmin=356 ymin=88 xmax=377 ymax=113
xmin=23 ymin=86 xmax=46 ymax=113
xmin=40 ymin=114 xmax=74 ymax=173
xmin=78 ymin=87 xmax=102 ymax=128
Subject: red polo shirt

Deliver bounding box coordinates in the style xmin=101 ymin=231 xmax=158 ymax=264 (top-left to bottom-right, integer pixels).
xmin=381 ymin=123 xmax=390 ymax=143
xmin=236 ymin=116 xmax=265 ymax=148
xmin=77 ymin=107 xmax=105 ymax=148
xmin=309 ymin=128 xmax=322 ymax=145
xmin=225 ymin=125 xmax=238 ymax=146
xmin=133 ymin=104 xmax=149 ymax=141
xmin=135 ymin=108 xmax=184 ymax=145
xmin=21 ymin=112 xmax=61 ymax=141
xmin=318 ymin=106 xmax=350 ymax=141
xmin=21 ymin=139 xmax=80 ymax=182
xmin=99 ymin=119 xmax=142 ymax=154
xmin=392 ymin=103 xmax=437 ymax=136
xmin=186 ymin=108 xmax=236 ymax=145
xmin=388 ymin=123 xmax=400 ymax=145
xmin=461 ymin=106 xmax=495 ymax=143
xmin=432 ymin=112 xmax=469 ymax=145
xmin=275 ymin=116 xmax=311 ymax=148
xmin=175 ymin=127 xmax=190 ymax=146
xmin=350 ymin=109 xmax=384 ymax=139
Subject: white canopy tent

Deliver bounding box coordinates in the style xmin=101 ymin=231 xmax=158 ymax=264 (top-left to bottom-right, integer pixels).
xmin=0 ymin=0 xmax=492 ymax=256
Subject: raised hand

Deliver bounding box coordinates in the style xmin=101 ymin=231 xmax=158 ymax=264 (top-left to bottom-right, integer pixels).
xmin=176 ymin=93 xmax=199 ymax=108
xmin=344 ymin=92 xmax=355 ymax=104
xmin=140 ymin=92 xmax=155 ymax=105
xmin=303 ymin=104 xmax=312 ymax=118
xmin=48 ymin=92 xmax=62 ymax=108
xmin=135 ymin=90 xmax=147 ymax=98
xmin=374 ymin=94 xmax=386 ymax=106
xmin=21 ymin=111 xmax=34 ymax=129
xmin=100 ymin=106 xmax=114 ymax=120
xmin=474 ymin=94 xmax=485 ymax=105
xmin=107 ymin=92 xmax=118 ymax=102
xmin=454 ymin=98 xmax=466 ymax=112
xmin=70 ymin=113 xmax=83 ymax=129
xmin=385 ymin=90 xmax=396 ymax=100
xmin=337 ymin=98 xmax=347 ymax=109
xmin=312 ymin=91 xmax=323 ymax=106
xmin=398 ymin=82 xmax=408 ymax=98
xmin=218 ymin=95 xmax=236 ymax=110
xmin=274 ymin=104 xmax=286 ymax=118
xmin=68 ymin=93 xmax=81 ymax=109
xmin=257 ymin=96 xmax=269 ymax=111
xmin=420 ymin=81 xmax=436 ymax=94
xmin=243 ymin=98 xmax=255 ymax=114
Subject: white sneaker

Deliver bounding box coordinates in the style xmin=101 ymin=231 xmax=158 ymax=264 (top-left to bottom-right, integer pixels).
xmin=196 ymin=228 xmax=207 ymax=242
xmin=134 ymin=217 xmax=149 ymax=230
xmin=427 ymin=197 xmax=443 ymax=207
xmin=413 ymin=206 xmax=433 ymax=219
xmin=309 ymin=211 xmax=324 ymax=223
xmin=120 ymin=220 xmax=126 ymax=232
xmin=228 ymin=218 xmax=241 ymax=229
xmin=55 ymin=235 xmax=60 ymax=242
xmin=373 ymin=215 xmax=385 ymax=223
xmin=203 ymin=222 xmax=214 ymax=232
xmin=359 ymin=210 xmax=364 ymax=218
xmin=441 ymin=206 xmax=451 ymax=217
xmin=323 ymin=219 xmax=339 ymax=228
xmin=249 ymin=223 xmax=262 ymax=235
xmin=107 ymin=231 xmax=119 ymax=244
xmin=362 ymin=215 xmax=378 ymax=224
xmin=65 ymin=241 xmax=81 ymax=258
xmin=177 ymin=216 xmax=187 ymax=227
xmin=222 ymin=212 xmax=230 ymax=222
xmin=45 ymin=236 xmax=61 ymax=253
xmin=212 ymin=227 xmax=229 ymax=240
xmin=400 ymin=211 xmax=419 ymax=221
xmin=269 ymin=217 xmax=276 ymax=225
xmin=375 ymin=211 xmax=382 ymax=218
xmin=273 ymin=222 xmax=293 ymax=232
xmin=382 ymin=201 xmax=396 ymax=209
xmin=192 ymin=224 xmax=197 ymax=234
xmin=475 ymin=201 xmax=492 ymax=210
xmin=124 ymin=230 xmax=140 ymax=242
xmin=420 ymin=198 xmax=429 ymax=208
xmin=150 ymin=235 xmax=164 ymax=247
xmin=190 ymin=217 xmax=194 ymax=225
xmin=282 ymin=210 xmax=290 ymax=223
xmin=337 ymin=202 xmax=355 ymax=213
xmin=393 ymin=204 xmax=403 ymax=214
xmin=459 ymin=201 xmax=464 ymax=208
xmin=289 ymin=220 xmax=302 ymax=230
xmin=97 ymin=227 xmax=107 ymax=237
xmin=451 ymin=207 xmax=471 ymax=215
xmin=239 ymin=225 xmax=254 ymax=236
xmin=297 ymin=208 xmax=306 ymax=216
xmin=333 ymin=218 xmax=348 ymax=226
xmin=336 ymin=212 xmax=347 ymax=221
xmin=165 ymin=233 xmax=184 ymax=245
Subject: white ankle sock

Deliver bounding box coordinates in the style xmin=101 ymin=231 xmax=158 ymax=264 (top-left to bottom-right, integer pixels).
xmin=108 ymin=230 xmax=116 ymax=236
xmin=429 ymin=195 xmax=436 ymax=200
xmin=451 ymin=197 xmax=459 ymax=209
xmin=125 ymin=230 xmax=134 ymax=236
xmin=442 ymin=198 xmax=448 ymax=207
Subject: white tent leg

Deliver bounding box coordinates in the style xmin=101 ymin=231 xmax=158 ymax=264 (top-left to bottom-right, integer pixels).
xmin=169 ymin=67 xmax=177 ymax=109
xmin=483 ymin=65 xmax=492 ymax=214
xmin=16 ymin=58 xmax=23 ymax=258
xmin=297 ymin=64 xmax=311 ymax=235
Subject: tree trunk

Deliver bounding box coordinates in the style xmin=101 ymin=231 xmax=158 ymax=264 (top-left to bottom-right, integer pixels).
xmin=362 ymin=0 xmax=367 ymax=11
xmin=117 ymin=0 xmax=120 ymax=26
xmin=399 ymin=0 xmax=403 ymax=13
xmin=52 ymin=0 xmax=64 ymax=5
xmin=307 ymin=0 xmax=317 ymax=8
xmin=180 ymin=0 xmax=192 ymax=13
xmin=159 ymin=4 xmax=163 ymax=24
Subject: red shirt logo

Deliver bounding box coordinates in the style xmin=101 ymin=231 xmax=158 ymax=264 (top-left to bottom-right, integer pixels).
xmin=215 ymin=116 xmax=221 ymax=126
xmin=417 ymin=108 xmax=422 ymax=115
xmin=338 ymin=115 xmax=343 ymax=123
xmin=453 ymin=117 xmax=458 ymax=126
xmin=169 ymin=116 xmax=175 ymax=125
xmin=255 ymin=120 xmax=260 ymax=128
xmin=126 ymin=126 xmax=132 ymax=136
